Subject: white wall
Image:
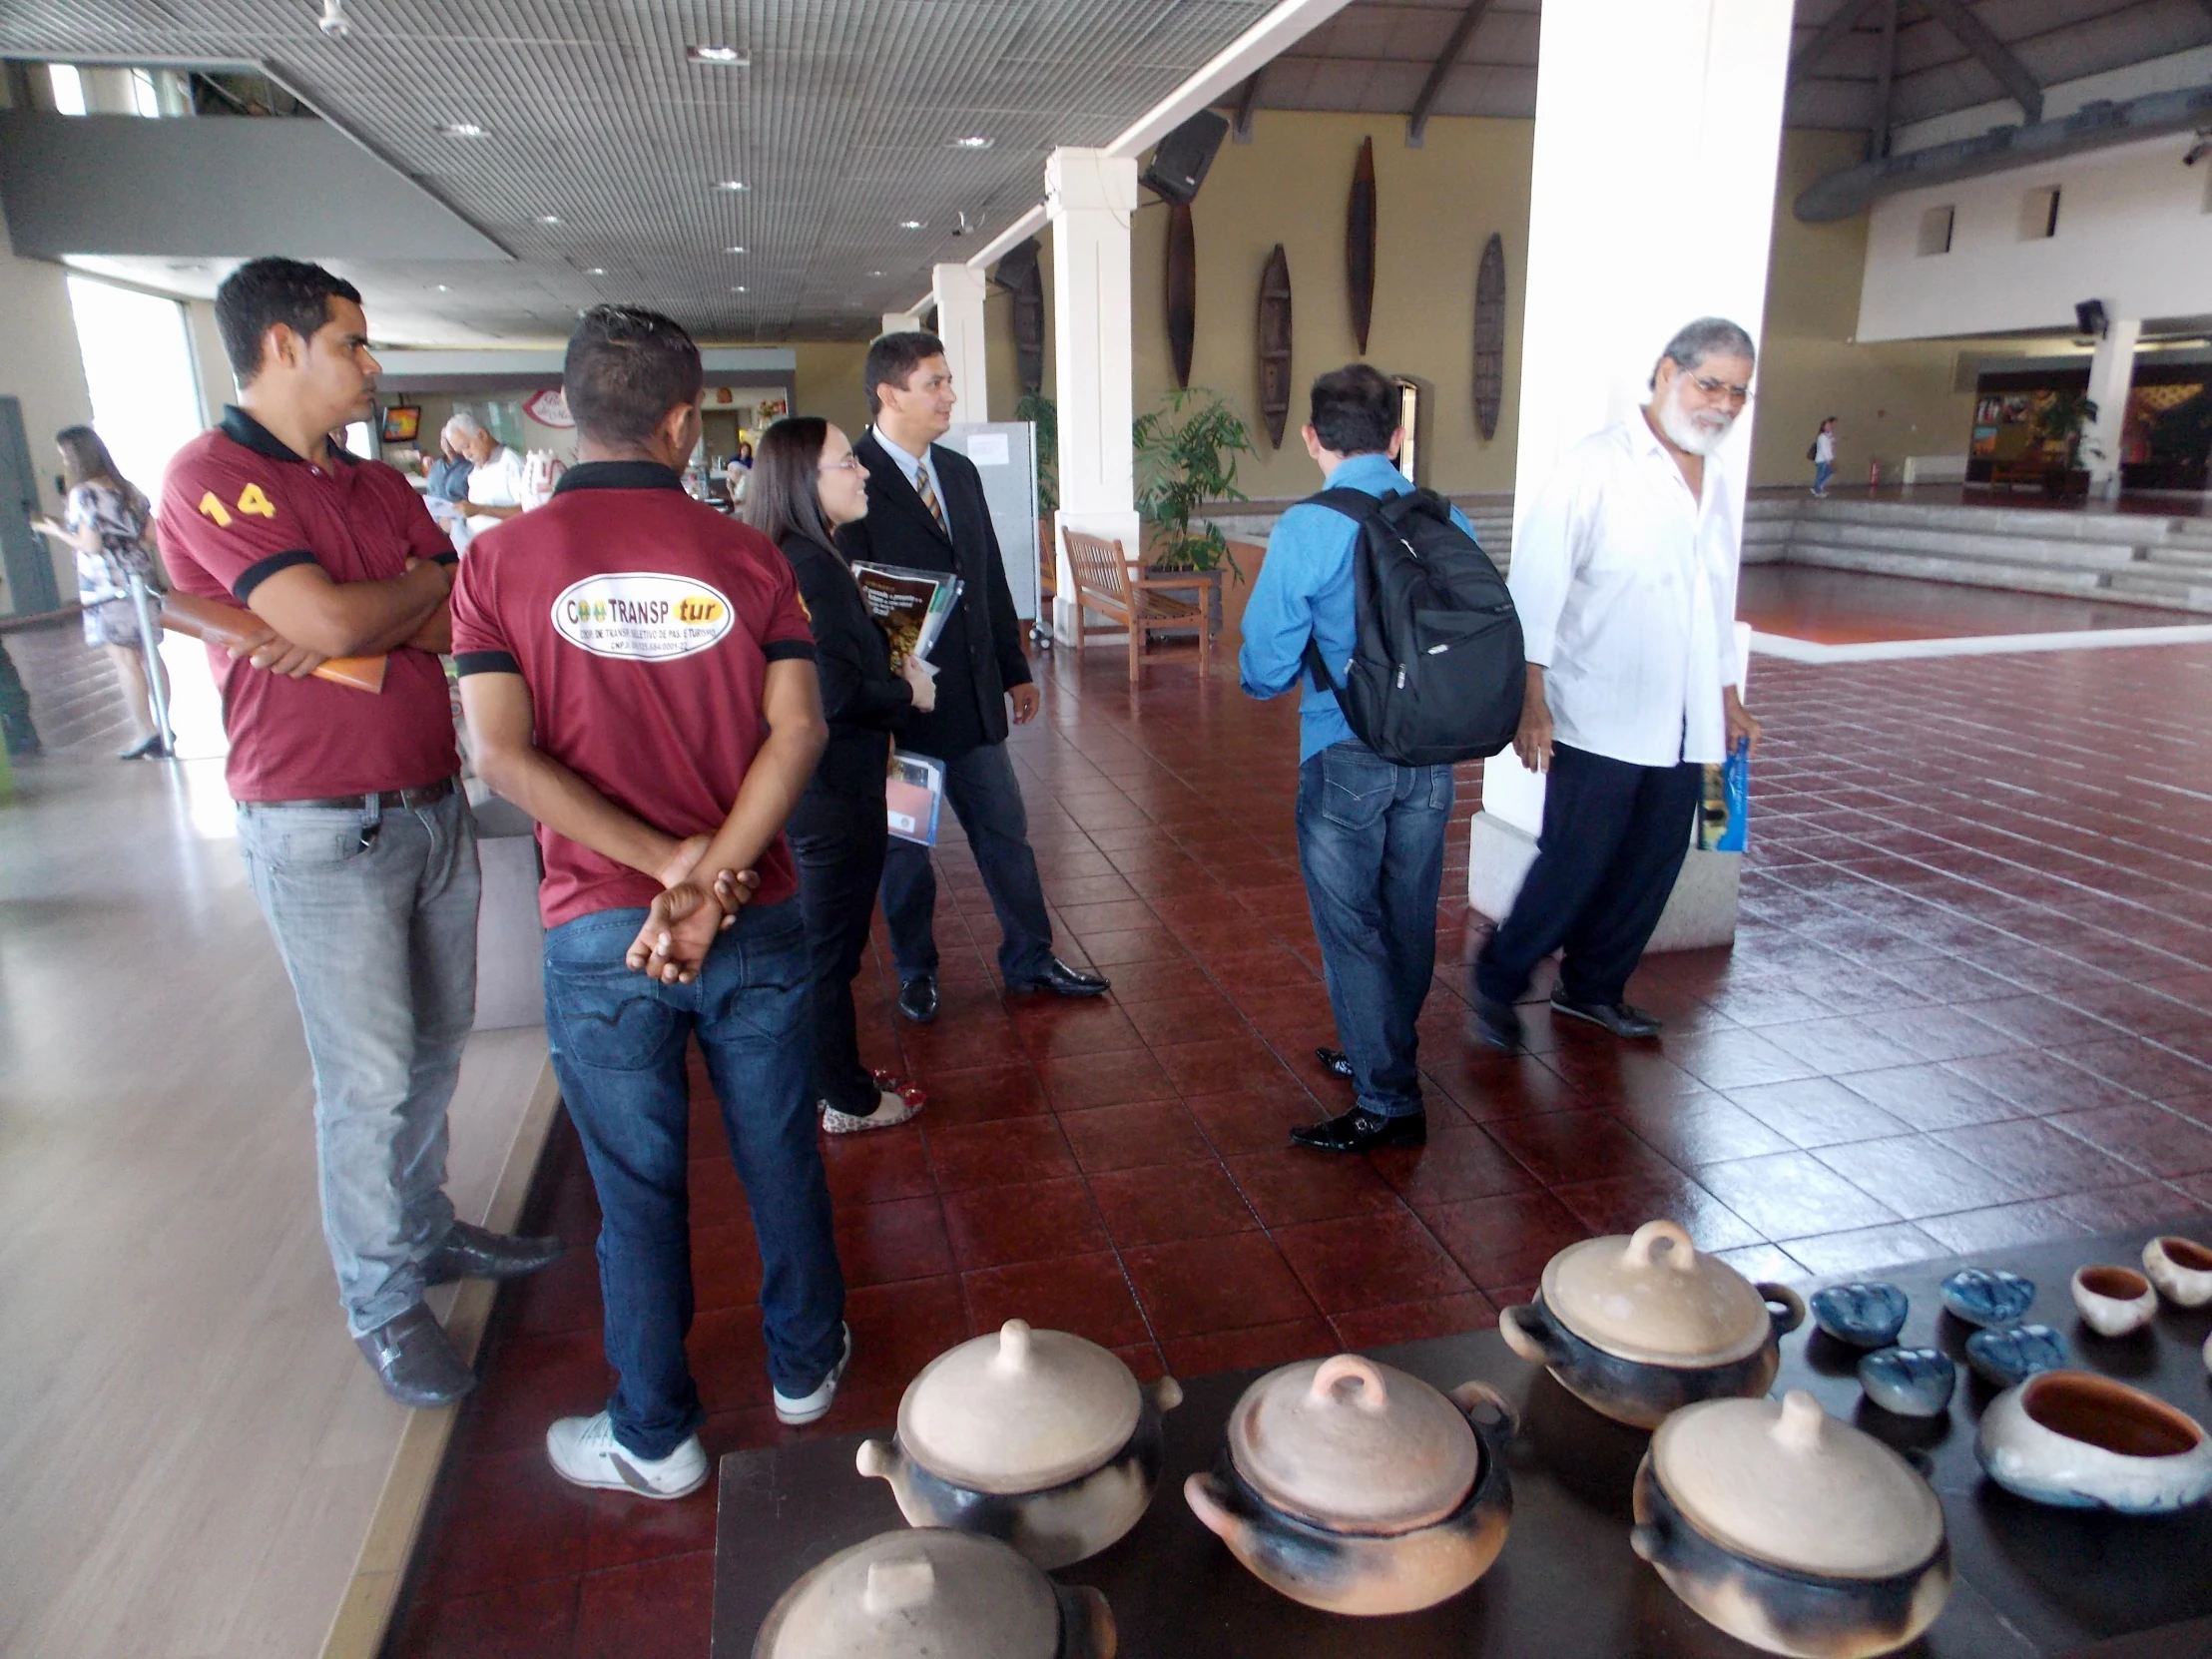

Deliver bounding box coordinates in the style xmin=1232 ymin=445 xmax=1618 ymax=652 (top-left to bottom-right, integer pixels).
xmin=1858 ymin=130 xmax=2212 ymax=341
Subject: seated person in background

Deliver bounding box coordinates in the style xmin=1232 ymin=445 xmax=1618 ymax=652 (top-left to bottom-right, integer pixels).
xmin=453 ymin=303 xmax=848 ymax=1500
xmin=448 ymin=411 xmax=528 ymax=539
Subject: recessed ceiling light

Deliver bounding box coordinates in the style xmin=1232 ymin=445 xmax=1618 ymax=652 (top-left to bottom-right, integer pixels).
xmin=434 ymin=283 xmax=450 ymax=291
xmin=899 ymin=220 xmax=924 ymax=231
xmin=585 ymin=267 xmax=606 ymax=276
xmin=951 ymin=135 xmax=993 ymax=150
xmin=725 ymin=246 xmax=747 ymax=255
xmin=732 ymin=284 xmax=748 ymax=292
xmin=436 ymin=121 xmax=487 ymax=138
xmin=869 ymin=270 xmax=884 ymax=276
xmin=686 ymin=45 xmax=751 ymax=66
xmin=537 ymin=214 xmax=562 ymax=225
xmin=716 ymin=179 xmax=749 ymax=193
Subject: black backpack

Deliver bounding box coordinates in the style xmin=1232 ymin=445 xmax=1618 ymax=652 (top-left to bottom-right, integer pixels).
xmin=1300 ymin=487 xmax=1524 ymax=767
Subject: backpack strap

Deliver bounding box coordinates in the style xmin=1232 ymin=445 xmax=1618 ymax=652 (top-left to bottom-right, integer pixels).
xmin=1293 ymin=488 xmax=1384 ymax=694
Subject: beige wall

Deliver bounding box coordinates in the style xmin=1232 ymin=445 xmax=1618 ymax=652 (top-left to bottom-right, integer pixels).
xmin=0 ymin=198 xmax=96 ymax=612
xmin=185 ymin=298 xmax=234 ymax=427
xmin=791 ymin=340 xmax=872 ymax=437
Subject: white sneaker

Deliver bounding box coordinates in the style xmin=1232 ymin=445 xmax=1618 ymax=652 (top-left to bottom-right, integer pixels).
xmin=774 ymin=1322 xmax=853 ymax=1425
xmin=821 ymin=1080 xmax=925 ymax=1135
xmin=546 ymin=1410 xmax=708 ymax=1499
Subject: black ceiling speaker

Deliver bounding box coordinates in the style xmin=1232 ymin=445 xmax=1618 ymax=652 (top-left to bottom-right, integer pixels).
xmin=2075 ymin=298 xmax=2109 ymax=338
xmin=1141 ymin=111 xmax=1231 ymax=206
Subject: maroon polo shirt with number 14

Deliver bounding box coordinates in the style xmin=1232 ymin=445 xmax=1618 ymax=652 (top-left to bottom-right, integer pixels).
xmin=447 ymin=460 xmax=818 ymax=929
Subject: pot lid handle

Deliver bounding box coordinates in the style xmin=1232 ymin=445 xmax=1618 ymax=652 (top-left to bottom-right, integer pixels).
xmin=1771 ymin=1389 xmax=1826 ymax=1455
xmin=862 ymin=1557 xmax=937 ymax=1617
xmin=1623 ymin=1219 xmax=1697 ymax=1272
xmin=1309 ymin=1354 xmax=1389 ymax=1412
xmin=990 ymin=1318 xmax=1033 ymax=1375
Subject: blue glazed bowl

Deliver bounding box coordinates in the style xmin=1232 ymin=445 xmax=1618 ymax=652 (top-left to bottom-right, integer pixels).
xmin=1858 ymin=1347 xmax=1956 ymax=1418
xmin=1812 ymin=1283 xmax=1911 ymax=1350
xmin=1939 ymin=1269 xmax=2035 ymax=1329
xmin=1964 ymin=1324 xmax=2066 ymax=1387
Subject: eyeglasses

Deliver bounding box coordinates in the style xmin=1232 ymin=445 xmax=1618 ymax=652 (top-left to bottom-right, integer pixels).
xmin=817 ymin=455 xmax=864 ymax=474
xmin=1683 ymin=371 xmax=1753 ymax=404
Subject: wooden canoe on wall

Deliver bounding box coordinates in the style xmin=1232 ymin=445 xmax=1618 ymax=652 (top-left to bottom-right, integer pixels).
xmin=1347 ymin=136 xmax=1377 ymax=356
xmin=1474 ymin=231 xmax=1505 ymax=441
xmin=1167 ymin=202 xmax=1196 ymax=390
xmin=998 ymin=238 xmax=1046 ymax=395
xmin=1258 ymin=244 xmax=1293 ymax=449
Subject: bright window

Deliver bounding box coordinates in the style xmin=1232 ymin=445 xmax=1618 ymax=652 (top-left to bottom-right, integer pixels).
xmin=65 ymin=275 xmax=206 ymax=502
xmin=130 ymin=68 xmax=161 ymax=118
xmin=48 ymin=63 xmax=85 ymax=115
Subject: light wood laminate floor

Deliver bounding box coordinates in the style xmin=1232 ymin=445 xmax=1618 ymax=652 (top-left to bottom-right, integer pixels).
xmin=0 ymin=751 xmax=547 ymax=1658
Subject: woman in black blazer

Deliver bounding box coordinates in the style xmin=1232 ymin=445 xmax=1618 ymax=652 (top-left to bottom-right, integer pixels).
xmin=750 ymin=418 xmax=936 ymax=1133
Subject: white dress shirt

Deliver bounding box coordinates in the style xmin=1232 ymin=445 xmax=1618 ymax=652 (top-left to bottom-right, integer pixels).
xmin=872 ymin=428 xmax=948 ymax=524
xmin=1509 ymin=413 xmax=1743 ymax=768
xmin=465 ymin=443 xmax=529 ymax=535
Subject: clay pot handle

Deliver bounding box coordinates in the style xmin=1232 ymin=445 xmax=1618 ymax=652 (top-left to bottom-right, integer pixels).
xmin=993 ymin=1318 xmax=1033 ymax=1374
xmin=1149 ymin=1375 xmax=1185 ymax=1413
xmin=1311 ymin=1353 xmax=1388 ymax=1411
xmin=1623 ymin=1219 xmax=1697 ymax=1271
xmin=1498 ymin=1303 xmax=1566 ymax=1367
xmin=1759 ymin=1282 xmax=1809 ymax=1337
xmin=1451 ymin=1380 xmax=1520 ymax=1442
xmin=1183 ymin=1470 xmax=1246 ymax=1545
xmin=1772 ymin=1389 xmax=1826 ymax=1454
xmin=855 ymin=1438 xmax=899 ymax=1480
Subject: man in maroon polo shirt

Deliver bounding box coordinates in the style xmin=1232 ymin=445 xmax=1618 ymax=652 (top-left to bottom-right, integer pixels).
xmin=160 ymin=257 xmax=560 ymax=1410
xmin=451 ymin=305 xmax=844 ymax=1499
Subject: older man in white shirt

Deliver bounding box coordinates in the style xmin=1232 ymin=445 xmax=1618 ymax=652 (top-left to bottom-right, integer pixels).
xmin=450 ymin=411 xmax=529 ymax=540
xmin=1473 ymin=317 xmax=1763 ymax=1052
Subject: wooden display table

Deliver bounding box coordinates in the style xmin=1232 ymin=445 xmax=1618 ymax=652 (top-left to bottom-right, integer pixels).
xmin=711 ymin=1223 xmax=2212 ymax=1658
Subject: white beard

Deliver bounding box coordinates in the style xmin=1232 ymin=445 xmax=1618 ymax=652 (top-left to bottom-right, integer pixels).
xmin=1657 ymin=385 xmax=1734 ymax=457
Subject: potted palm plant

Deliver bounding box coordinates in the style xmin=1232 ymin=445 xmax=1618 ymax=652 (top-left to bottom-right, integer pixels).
xmin=1134 ymin=389 xmax=1255 ymax=636
xmin=2031 ymin=391 xmax=2098 ymax=497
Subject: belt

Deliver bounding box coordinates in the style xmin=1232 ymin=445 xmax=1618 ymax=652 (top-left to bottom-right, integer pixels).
xmin=259 ymin=776 xmax=457 ymax=813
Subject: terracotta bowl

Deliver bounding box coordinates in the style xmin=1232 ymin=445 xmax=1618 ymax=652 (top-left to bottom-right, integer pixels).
xmin=2070 ymin=1265 xmax=2157 ymax=1338
xmin=2143 ymin=1236 xmax=2212 ymax=1308
xmin=1976 ymin=1371 xmax=2212 ymax=1514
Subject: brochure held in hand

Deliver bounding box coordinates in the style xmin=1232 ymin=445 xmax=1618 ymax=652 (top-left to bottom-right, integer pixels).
xmin=849 ymin=562 xmax=962 ymax=671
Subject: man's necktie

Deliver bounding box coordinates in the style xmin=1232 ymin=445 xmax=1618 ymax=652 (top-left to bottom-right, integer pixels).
xmin=914 ymin=464 xmax=948 ymax=536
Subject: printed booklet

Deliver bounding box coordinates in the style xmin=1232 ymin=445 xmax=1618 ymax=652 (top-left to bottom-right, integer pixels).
xmin=849 ymin=562 xmax=963 ymax=670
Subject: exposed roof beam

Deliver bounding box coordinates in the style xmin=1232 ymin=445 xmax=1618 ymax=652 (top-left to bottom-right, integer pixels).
xmin=1914 ymin=0 xmax=2043 ymax=123
xmin=1789 ymin=0 xmax=1890 ymax=85
xmin=1405 ymin=0 xmax=1494 ymax=148
xmin=1232 ymin=71 xmax=1261 ymax=143
xmin=1868 ymin=0 xmax=1900 ymax=160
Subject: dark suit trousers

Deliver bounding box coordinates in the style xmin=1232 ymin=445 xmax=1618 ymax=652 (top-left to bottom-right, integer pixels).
xmin=1474 ymin=743 xmax=1702 ymax=1008
xmin=878 ymin=742 xmax=1056 ymax=984
xmin=788 ymin=791 xmax=890 ymax=1116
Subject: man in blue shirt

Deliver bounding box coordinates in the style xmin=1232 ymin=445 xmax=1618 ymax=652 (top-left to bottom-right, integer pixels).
xmin=1240 ymin=364 xmax=1474 ymax=1154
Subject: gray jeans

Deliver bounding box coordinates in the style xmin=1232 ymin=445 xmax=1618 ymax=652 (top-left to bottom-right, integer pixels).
xmin=237 ymin=788 xmax=479 ymax=1335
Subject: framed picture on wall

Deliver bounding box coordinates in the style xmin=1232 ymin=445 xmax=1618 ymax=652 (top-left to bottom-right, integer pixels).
xmin=380 ymin=404 xmax=422 ymax=443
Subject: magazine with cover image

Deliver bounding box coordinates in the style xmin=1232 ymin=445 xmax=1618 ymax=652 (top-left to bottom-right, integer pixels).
xmin=1698 ymin=739 xmax=1750 ymax=852
xmin=849 ymin=561 xmax=963 ymax=670
xmin=886 ymin=751 xmax=946 ymax=846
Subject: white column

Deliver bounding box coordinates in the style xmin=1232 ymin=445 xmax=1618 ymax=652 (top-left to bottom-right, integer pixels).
xmin=932 ymin=263 xmax=990 ymax=423
xmin=1469 ymin=0 xmax=1791 ymax=942
xmin=2083 ymin=311 xmax=2139 ymax=492
xmin=880 ymin=310 xmax=925 ymax=336
xmin=1046 ymin=147 xmax=1141 ymax=645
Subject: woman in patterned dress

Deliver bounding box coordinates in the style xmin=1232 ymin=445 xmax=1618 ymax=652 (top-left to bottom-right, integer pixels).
xmin=33 ymin=425 xmax=172 ymax=758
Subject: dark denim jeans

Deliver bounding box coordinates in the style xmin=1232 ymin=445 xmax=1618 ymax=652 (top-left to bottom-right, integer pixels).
xmin=543 ymin=899 xmax=845 ymax=1459
xmin=879 ymin=740 xmax=1056 ymax=983
xmin=789 ymin=788 xmax=891 ymax=1115
xmin=1295 ymin=741 xmax=1454 ymax=1119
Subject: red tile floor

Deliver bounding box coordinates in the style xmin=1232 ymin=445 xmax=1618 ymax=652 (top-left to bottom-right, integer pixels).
xmin=385 ymin=629 xmax=2212 ymax=1658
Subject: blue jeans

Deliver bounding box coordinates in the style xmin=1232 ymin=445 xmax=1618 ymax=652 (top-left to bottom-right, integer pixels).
xmin=237 ymin=788 xmax=478 ymax=1336
xmin=543 ymin=899 xmax=844 ymax=1459
xmin=1295 ymin=742 xmax=1454 ymax=1119
xmin=879 ymin=740 xmax=1056 ymax=983
xmin=1813 ymin=461 xmax=1834 ymax=493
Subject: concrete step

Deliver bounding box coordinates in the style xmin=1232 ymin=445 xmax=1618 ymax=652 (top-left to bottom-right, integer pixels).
xmin=2109 ymin=568 xmax=2212 ymax=607
xmin=1788 ymin=527 xmax=2145 ymax=573
xmin=1784 ymin=542 xmax=2202 ymax=612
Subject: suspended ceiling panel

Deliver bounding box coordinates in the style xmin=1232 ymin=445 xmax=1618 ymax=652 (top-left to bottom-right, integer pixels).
xmin=0 ymin=0 xmax=1281 ymax=343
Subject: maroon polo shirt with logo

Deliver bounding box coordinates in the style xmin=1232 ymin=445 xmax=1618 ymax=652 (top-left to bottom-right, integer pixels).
xmin=447 ymin=461 xmax=817 ymax=928
xmin=159 ymin=407 xmax=459 ymax=802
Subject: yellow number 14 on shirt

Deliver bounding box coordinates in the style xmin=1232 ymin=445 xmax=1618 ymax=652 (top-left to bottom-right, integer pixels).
xmin=198 ymin=483 xmax=276 ymax=527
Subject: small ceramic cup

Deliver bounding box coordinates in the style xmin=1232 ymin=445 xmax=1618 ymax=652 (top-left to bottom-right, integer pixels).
xmin=2070 ymin=1265 xmax=2158 ymax=1338
xmin=1964 ymin=1324 xmax=2066 ymax=1388
xmin=1938 ymin=1268 xmax=2034 ymax=1329
xmin=2142 ymin=1236 xmax=2212 ymax=1309
xmin=1811 ymin=1283 xmax=1911 ymax=1350
xmin=1857 ymin=1348 xmax=1956 ymax=1419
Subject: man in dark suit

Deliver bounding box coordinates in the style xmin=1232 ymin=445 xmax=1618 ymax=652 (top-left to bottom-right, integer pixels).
xmin=835 ymin=331 xmax=1107 ymax=1021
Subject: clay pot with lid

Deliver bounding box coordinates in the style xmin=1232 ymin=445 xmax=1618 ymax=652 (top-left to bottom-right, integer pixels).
xmin=753 ymin=1527 xmax=1115 ymax=1659
xmin=1183 ymin=1354 xmax=1516 ymax=1616
xmin=1631 ymin=1389 xmax=1952 ymax=1659
xmin=1499 ymin=1219 xmax=1808 ymax=1428
xmin=856 ymin=1319 xmax=1182 ymax=1569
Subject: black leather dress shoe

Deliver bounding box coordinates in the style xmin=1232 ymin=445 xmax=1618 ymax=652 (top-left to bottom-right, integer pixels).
xmin=897 ymin=973 xmax=939 ymax=1024
xmin=1006 ymin=958 xmax=1110 ymax=998
xmin=1291 ymin=1107 xmax=1427 ymax=1153
xmin=1473 ymin=996 xmax=1523 ymax=1054
xmin=355 ymin=1304 xmax=475 ymax=1407
xmin=425 ymin=1221 xmax=564 ymax=1286
xmin=1551 ymin=991 xmax=1662 ymax=1039
xmin=1315 ymin=1046 xmax=1355 ymax=1081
